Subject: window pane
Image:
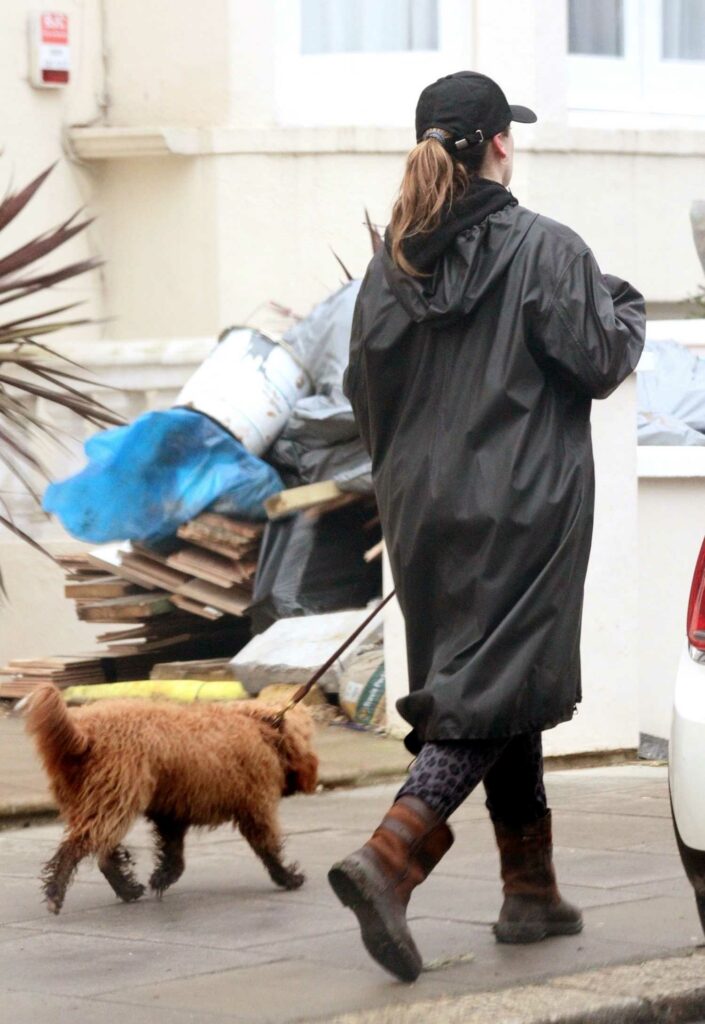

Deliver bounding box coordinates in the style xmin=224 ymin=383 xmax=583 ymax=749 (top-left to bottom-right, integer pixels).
xmin=568 ymin=0 xmax=624 ymax=56
xmin=663 ymin=0 xmax=705 ymax=60
xmin=301 ymin=0 xmax=438 ymax=54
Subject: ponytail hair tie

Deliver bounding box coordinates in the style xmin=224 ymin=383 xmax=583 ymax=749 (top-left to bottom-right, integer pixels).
xmin=422 ymin=128 xmax=450 ymax=145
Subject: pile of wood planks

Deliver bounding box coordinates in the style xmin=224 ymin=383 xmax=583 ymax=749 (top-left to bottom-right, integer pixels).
xmin=0 ymin=514 xmax=261 ymax=699
xmin=0 ymin=483 xmax=382 ymax=701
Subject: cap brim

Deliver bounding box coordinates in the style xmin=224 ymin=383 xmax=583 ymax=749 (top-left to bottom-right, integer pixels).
xmin=509 ymin=104 xmax=537 ymax=124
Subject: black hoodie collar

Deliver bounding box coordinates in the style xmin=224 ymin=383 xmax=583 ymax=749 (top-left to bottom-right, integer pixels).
xmin=390 ymin=178 xmax=518 ymax=274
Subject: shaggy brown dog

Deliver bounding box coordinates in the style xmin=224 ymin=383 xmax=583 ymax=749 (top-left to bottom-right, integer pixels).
xmin=25 ymin=684 xmax=319 ymax=914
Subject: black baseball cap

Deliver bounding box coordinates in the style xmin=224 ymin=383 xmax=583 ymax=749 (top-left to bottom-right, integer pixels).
xmin=415 ymin=71 xmax=537 ymax=154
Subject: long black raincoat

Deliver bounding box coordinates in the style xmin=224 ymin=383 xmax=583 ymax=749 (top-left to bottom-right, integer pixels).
xmin=345 ymin=197 xmax=645 ymax=751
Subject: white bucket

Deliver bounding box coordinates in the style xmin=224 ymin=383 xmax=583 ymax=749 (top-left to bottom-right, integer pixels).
xmin=175 ymin=328 xmax=312 ymax=455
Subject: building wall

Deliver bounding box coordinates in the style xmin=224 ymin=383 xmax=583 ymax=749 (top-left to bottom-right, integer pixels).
xmin=54 ymin=0 xmax=705 ymax=338
xmin=0 ymin=539 xmax=103 ymax=665
xmin=0 ymin=0 xmax=104 ymax=329
xmin=90 ymin=156 xmax=221 ymax=339
xmin=2 ymin=2 xmax=704 ymax=333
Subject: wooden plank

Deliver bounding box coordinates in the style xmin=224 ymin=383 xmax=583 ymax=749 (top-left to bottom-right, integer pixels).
xmin=177 ymin=514 xmax=262 ymax=558
xmin=175 ymin=537 xmax=258 ymax=563
xmin=302 ymin=492 xmax=360 ymax=520
xmin=166 ymin=545 xmax=242 ymax=588
xmin=363 ymin=540 xmax=384 ymax=563
xmin=65 ymin=576 xmax=141 ymax=600
xmin=86 ymin=543 xmax=158 ymax=589
xmin=168 ymin=552 xmax=256 ymax=590
xmin=119 ymin=551 xmax=191 ymax=592
xmin=4 ymin=656 xmax=103 ymax=674
xmin=95 ymin=613 xmax=203 ymax=643
xmin=264 ymin=480 xmax=342 ymax=520
xmin=175 ymin=579 xmax=250 ymax=617
xmin=75 ymin=593 xmax=174 ymax=623
xmin=130 ymin=542 xmax=175 ymax=565
xmin=106 ymin=633 xmax=193 ymax=655
xmin=97 ymin=625 xmax=154 ymax=643
xmin=170 ymin=594 xmax=224 ymax=620
xmin=55 ymin=553 xmax=103 ymax=575
xmin=188 ymin=513 xmax=263 ymax=541
xmin=150 ymin=657 xmax=234 ymax=681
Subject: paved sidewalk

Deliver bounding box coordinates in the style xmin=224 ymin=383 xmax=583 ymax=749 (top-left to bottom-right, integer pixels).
xmin=0 ymin=764 xmax=702 ymax=1023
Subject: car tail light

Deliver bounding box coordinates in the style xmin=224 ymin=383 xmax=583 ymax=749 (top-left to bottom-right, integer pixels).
xmin=687 ymin=537 xmax=705 ymax=651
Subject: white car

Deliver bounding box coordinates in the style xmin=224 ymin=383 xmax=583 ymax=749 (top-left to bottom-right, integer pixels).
xmin=670 ymin=536 xmax=705 ymax=931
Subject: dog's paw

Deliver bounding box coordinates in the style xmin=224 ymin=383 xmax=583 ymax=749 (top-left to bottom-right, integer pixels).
xmin=119 ymin=882 xmax=146 ymax=903
xmin=43 ymin=884 xmax=63 ymax=915
xmin=281 ymin=865 xmax=305 ymax=890
xmin=149 ymin=871 xmax=177 ymax=898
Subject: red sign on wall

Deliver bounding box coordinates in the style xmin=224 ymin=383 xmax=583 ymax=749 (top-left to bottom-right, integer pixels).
xmin=41 ymin=12 xmax=68 ymax=45
xmin=30 ymin=11 xmax=70 ymax=87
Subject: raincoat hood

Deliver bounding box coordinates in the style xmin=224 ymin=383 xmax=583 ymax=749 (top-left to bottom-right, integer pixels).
xmin=382 ymin=188 xmax=536 ymax=324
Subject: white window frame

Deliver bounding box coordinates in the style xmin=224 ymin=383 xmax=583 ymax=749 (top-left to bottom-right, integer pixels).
xmin=568 ymin=0 xmax=705 ymax=117
xmin=274 ymin=0 xmax=472 ymax=127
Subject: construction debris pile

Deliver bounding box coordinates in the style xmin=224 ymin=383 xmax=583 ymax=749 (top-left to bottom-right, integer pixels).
xmin=1 ymin=274 xmax=385 ymax=716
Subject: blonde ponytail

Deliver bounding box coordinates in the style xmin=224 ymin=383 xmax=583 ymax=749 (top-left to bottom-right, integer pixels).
xmin=389 ymin=132 xmax=470 ymax=277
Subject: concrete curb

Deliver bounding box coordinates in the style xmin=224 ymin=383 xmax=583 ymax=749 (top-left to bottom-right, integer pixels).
xmin=321 ymin=950 xmax=705 ymax=1024
xmin=317 ymin=766 xmax=406 ymax=791
xmin=0 ymin=753 xmax=642 ymax=825
xmin=0 ymin=798 xmax=56 ymax=827
xmin=0 ymin=755 xmax=650 ymax=826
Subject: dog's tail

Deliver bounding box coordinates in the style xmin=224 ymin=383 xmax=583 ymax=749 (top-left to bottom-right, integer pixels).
xmin=24 ymin=684 xmax=89 ymax=765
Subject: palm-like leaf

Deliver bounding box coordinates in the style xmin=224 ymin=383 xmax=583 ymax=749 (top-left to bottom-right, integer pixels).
xmin=364 ymin=208 xmax=383 ymax=254
xmin=0 ymin=163 xmax=124 ymax=575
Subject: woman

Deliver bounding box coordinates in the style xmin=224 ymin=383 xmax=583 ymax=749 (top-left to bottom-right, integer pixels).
xmin=328 ymin=71 xmax=645 ymax=983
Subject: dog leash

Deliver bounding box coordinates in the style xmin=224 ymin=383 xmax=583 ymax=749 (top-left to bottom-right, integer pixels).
xmin=272 ymin=590 xmax=397 ymax=727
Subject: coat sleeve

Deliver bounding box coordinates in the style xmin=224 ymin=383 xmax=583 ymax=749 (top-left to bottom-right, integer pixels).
xmin=530 ymin=248 xmax=645 ymax=399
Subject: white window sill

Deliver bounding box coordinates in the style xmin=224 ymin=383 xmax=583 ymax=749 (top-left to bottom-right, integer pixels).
xmin=645 ymin=320 xmax=705 ymax=350
xmin=28 ymin=336 xmax=217 ymax=368
xmin=638 ymin=447 xmax=705 ymax=478
xmin=67 ymin=122 xmax=705 ymax=161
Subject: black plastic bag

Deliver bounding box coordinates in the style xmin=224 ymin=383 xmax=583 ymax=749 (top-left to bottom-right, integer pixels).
xmin=249 ymin=503 xmax=381 ymax=634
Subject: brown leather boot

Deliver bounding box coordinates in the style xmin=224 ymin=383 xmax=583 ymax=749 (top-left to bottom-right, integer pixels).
xmin=493 ymin=810 xmax=582 ymax=943
xmin=328 ymin=796 xmax=453 ymax=982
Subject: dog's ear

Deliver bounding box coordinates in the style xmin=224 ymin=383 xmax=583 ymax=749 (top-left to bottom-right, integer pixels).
xmin=291 ymin=752 xmax=319 ymax=794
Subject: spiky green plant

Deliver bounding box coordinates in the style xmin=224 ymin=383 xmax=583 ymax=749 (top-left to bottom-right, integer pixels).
xmin=0 ymin=163 xmax=123 ymax=570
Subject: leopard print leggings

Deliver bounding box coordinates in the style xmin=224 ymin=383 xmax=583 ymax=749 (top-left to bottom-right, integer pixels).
xmin=396 ymin=732 xmax=547 ymax=824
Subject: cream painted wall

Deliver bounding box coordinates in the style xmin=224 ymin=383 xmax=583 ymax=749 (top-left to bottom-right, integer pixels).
xmin=89 ymin=156 xmax=221 ymax=338
xmin=28 ymin=0 xmax=701 ymax=338
xmin=545 ymin=378 xmax=640 ymax=756
xmin=0 ymin=539 xmax=103 ymax=666
xmin=102 ymin=0 xmax=230 ymax=127
xmin=2 ymin=1 xmax=705 ymax=333
xmin=523 ymin=150 xmax=705 ymax=304
xmin=213 ymin=151 xmax=405 ymax=332
xmin=0 ymin=0 xmax=105 ymax=331
xmin=207 ymin=140 xmax=705 ymax=331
